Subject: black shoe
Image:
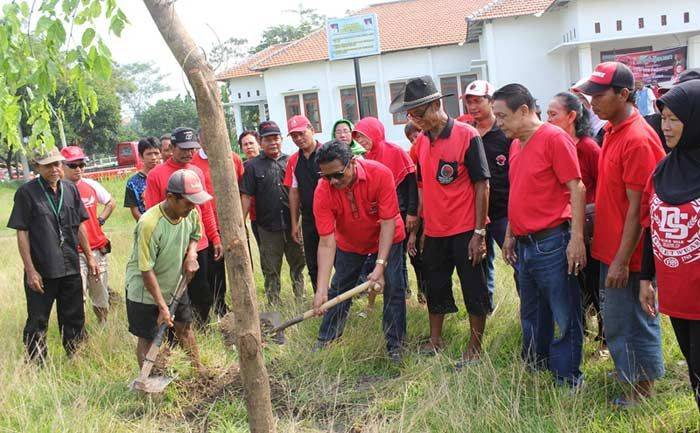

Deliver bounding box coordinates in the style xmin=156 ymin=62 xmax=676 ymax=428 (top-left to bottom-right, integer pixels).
xmin=388 ymin=349 xmax=403 ymax=365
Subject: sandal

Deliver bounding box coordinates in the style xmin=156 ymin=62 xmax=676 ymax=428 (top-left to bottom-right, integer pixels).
xmin=418 ymin=343 xmax=442 ymax=356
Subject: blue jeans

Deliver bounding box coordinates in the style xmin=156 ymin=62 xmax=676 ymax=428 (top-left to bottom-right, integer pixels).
xmin=317 ymin=242 xmax=406 ymax=353
xmin=486 ymin=216 xmax=519 ymax=299
xmin=517 ymin=229 xmax=583 ymax=386
xmin=599 ymin=263 xmax=664 ymax=383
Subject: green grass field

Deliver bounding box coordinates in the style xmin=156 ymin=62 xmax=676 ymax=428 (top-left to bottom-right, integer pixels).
xmin=0 ymin=177 xmax=698 ymax=433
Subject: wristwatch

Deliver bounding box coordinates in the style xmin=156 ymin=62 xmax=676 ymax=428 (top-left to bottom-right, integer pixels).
xmin=98 ymin=217 xmax=105 ymax=226
xmin=474 ymin=228 xmax=486 ymax=237
xmin=375 ymin=259 xmax=387 ymax=266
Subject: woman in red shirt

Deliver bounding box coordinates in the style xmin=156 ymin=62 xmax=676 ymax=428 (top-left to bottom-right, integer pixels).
xmin=640 ymin=79 xmax=700 ymax=411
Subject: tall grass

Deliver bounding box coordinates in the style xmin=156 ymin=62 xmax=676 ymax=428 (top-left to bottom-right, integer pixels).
xmin=0 ymin=178 xmax=698 ymax=433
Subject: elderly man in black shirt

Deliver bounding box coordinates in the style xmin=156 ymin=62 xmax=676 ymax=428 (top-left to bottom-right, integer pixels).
xmin=240 ymin=121 xmax=306 ymax=305
xmin=8 ymin=148 xmax=98 ymax=362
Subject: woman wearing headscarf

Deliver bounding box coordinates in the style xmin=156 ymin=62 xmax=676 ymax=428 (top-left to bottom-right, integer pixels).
xmin=332 ymin=119 xmax=366 ymax=156
xmin=353 ymin=117 xmax=418 ymax=307
xmin=639 ymin=79 xmax=700 ymax=411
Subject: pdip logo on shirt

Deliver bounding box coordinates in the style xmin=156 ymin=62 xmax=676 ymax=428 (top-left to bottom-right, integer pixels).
xmin=650 ymin=195 xmax=700 ymax=269
xmin=496 ymin=154 xmax=507 ymax=166
xmin=437 ymin=160 xmax=458 ymax=185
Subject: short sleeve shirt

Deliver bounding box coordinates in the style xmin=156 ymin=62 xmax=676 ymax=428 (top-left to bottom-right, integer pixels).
xmin=125 ymin=204 xmax=201 ymax=305
xmin=481 ymin=124 xmax=512 ymax=221
xmin=508 ymin=123 xmax=582 ymax=236
xmin=313 ymin=159 xmax=405 ymax=255
xmin=240 ymin=154 xmax=290 ymax=232
xmin=76 ymin=178 xmax=111 ymax=251
xmin=283 ymin=143 xmax=322 ymax=219
xmin=415 ymin=118 xmax=490 ymax=237
xmin=7 ymin=178 xmax=89 ymax=279
xmin=576 ymin=137 xmax=601 ymax=204
xmin=591 ymin=111 xmax=665 ymax=270
xmin=124 ymin=172 xmax=147 ymax=214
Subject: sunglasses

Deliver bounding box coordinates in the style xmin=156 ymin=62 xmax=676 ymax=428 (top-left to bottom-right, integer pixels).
xmin=66 ymin=162 xmax=86 ymax=169
xmin=319 ymin=160 xmax=350 ymax=180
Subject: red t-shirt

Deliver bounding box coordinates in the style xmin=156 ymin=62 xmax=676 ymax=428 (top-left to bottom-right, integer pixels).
xmin=190 ymin=150 xmax=244 ymax=228
xmin=508 ymin=123 xmax=581 ymax=236
xmin=282 ymin=152 xmax=299 ymax=188
xmin=576 ymin=136 xmax=601 ymax=204
xmin=144 ymin=158 xmax=221 ymax=251
xmin=641 ymin=179 xmax=700 ymax=319
xmin=313 ymin=159 xmax=405 ymax=255
xmin=76 ymin=178 xmax=110 ymax=251
xmin=415 ymin=119 xmax=490 ymax=237
xmin=591 ymin=111 xmax=665 ymax=271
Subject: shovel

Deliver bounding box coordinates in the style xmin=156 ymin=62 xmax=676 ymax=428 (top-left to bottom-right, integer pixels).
xmin=129 ymin=275 xmax=189 ymax=394
xmin=262 ymin=281 xmax=376 ymax=343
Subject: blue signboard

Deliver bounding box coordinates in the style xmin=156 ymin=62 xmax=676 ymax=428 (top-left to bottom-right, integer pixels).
xmin=327 ymin=14 xmax=381 ymax=61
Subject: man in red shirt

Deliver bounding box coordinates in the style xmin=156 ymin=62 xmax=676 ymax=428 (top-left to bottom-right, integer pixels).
xmin=390 ymin=76 xmax=491 ymax=366
xmin=311 ymin=141 xmax=407 ymax=363
xmin=61 ymin=146 xmax=116 ymax=324
xmin=576 ymin=62 xmax=666 ymax=405
xmin=144 ymin=127 xmax=222 ymax=325
xmin=190 ymin=129 xmax=244 ymax=318
xmin=494 ymin=83 xmax=587 ymax=387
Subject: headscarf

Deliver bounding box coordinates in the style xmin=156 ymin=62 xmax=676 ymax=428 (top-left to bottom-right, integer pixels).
xmin=332 ymin=119 xmax=365 ymax=156
xmin=653 ymin=79 xmax=700 ymax=205
xmin=353 ymin=117 xmax=415 ymax=186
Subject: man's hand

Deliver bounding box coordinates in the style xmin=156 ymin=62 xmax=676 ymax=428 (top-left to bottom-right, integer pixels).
xmin=291 ymin=222 xmax=303 ymax=245
xmin=405 ymin=215 xmax=419 ymax=234
xmin=157 ymin=303 xmax=174 ymax=328
xmin=605 ymin=257 xmax=630 ymax=289
xmin=183 ymin=253 xmax=200 ymax=283
xmin=213 ymin=243 xmax=224 ymax=261
xmin=468 ymin=233 xmax=487 ymax=266
xmin=502 ymin=235 xmax=518 ymax=265
xmin=26 ymin=269 xmax=44 ymax=294
xmin=639 ymin=280 xmax=657 ymax=318
xmin=407 ymin=232 xmax=418 ymax=257
xmin=87 ymin=257 xmax=100 ymax=280
xmin=367 ymin=265 xmax=385 ymax=293
xmin=312 ymin=289 xmax=329 ymax=317
xmin=566 ymin=237 xmax=587 ymax=276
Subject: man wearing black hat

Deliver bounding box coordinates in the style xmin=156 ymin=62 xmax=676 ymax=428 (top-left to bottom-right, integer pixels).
xmin=240 ymin=121 xmax=306 ymax=305
xmin=390 ymin=76 xmax=491 ymax=366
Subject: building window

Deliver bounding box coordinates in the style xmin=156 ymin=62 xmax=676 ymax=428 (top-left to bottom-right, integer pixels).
xmin=256 ymin=90 xmax=260 ymax=96
xmin=285 ymin=95 xmax=301 ymax=120
xmin=616 ymin=20 xmax=622 ymax=31
xmin=638 ymin=18 xmax=644 ymax=29
xmin=238 ymin=92 xmax=242 ymax=99
xmin=303 ymin=93 xmax=322 ymax=132
xmin=684 ymin=12 xmax=690 ymax=23
xmin=339 ymin=85 xmax=378 ymax=124
xmin=389 ymin=82 xmax=408 ymax=124
xmin=594 ymin=22 xmax=601 ymax=33
xmin=661 ymin=15 xmax=667 ymax=26
xmin=439 ymin=74 xmax=479 ymax=119
xmin=460 ymin=75 xmax=478 ymax=114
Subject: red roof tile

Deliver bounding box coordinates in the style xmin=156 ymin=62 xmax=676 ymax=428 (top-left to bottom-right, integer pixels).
xmin=215 ymin=43 xmax=291 ymax=80
xmin=468 ymin=0 xmax=557 ymax=21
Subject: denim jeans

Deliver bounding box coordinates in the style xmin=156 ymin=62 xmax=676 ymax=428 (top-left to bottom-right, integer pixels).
xmin=517 ymin=229 xmax=583 ymax=386
xmin=486 ymin=216 xmax=519 ymax=299
xmin=317 ymin=242 xmax=406 ymax=353
xmin=599 ymin=263 xmax=664 ymax=383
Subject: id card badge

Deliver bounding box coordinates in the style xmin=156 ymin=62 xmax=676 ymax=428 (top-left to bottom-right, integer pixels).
xmin=436 ymin=160 xmax=458 ymax=185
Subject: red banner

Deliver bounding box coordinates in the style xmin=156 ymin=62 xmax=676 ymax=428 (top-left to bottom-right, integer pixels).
xmin=616 ymin=46 xmax=688 ymax=84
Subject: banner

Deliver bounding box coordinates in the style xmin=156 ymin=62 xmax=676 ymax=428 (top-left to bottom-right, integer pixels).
xmin=615 ymin=46 xmax=688 ymax=84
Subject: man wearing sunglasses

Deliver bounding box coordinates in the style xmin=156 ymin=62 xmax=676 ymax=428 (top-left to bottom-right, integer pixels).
xmin=311 ymin=141 xmax=407 ymax=363
xmin=61 ymin=146 xmax=116 ymax=324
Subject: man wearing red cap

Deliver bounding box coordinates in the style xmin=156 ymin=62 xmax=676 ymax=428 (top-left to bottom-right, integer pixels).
xmin=61 ymin=146 xmax=116 ymax=324
xmin=284 ymin=115 xmax=323 ymax=293
xmin=576 ymin=62 xmax=666 ymax=406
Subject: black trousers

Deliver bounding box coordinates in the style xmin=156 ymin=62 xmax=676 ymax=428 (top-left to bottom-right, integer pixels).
xmin=579 ymin=253 xmax=604 ymax=342
xmin=302 ymin=216 xmax=319 ymax=293
xmin=208 ymin=245 xmax=228 ymax=317
xmin=402 ymin=214 xmax=425 ymax=297
xmin=671 ymin=317 xmax=700 ymax=411
xmin=189 ymin=249 xmax=211 ymax=326
xmin=23 ymin=273 xmax=85 ymax=362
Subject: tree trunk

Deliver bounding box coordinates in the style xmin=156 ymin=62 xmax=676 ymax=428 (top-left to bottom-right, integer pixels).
xmin=142 ymin=2 xmax=276 ymax=432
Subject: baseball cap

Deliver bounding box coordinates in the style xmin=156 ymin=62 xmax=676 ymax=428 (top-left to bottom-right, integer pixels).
xmin=34 ymin=148 xmax=65 ymax=165
xmin=167 ymin=169 xmax=212 ymax=205
xmin=60 ymin=146 xmax=86 ymax=162
xmin=574 ymin=62 xmax=635 ymax=95
xmin=258 ymin=120 xmax=281 ymax=138
xmin=287 ymin=115 xmax=311 ymax=135
xmin=171 ymin=127 xmax=200 ymax=149
xmin=463 ymin=80 xmax=495 ymax=98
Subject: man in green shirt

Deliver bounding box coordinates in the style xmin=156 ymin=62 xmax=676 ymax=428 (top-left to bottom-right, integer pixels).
xmin=125 ymin=169 xmax=211 ymax=372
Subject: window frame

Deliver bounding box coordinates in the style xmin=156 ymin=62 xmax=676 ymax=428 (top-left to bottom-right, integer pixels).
xmin=283 ymin=91 xmax=322 ymax=133
xmin=338 ymin=84 xmax=378 ymax=124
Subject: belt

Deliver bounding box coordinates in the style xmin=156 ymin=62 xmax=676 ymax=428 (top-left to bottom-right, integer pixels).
xmin=516 ymin=222 xmax=569 ymax=245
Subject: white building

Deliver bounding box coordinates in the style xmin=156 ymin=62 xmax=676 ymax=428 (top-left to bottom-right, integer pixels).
xmin=217 ymin=0 xmax=700 ymax=150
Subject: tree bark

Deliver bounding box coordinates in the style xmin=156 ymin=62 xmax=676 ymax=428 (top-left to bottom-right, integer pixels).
xmin=142 ymin=2 xmax=276 ymax=432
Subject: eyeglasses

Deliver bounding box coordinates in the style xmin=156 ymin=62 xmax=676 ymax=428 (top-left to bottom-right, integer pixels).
xmin=319 ymin=160 xmax=350 ymax=180
xmin=407 ymin=104 xmax=431 ymax=120
xmin=66 ymin=162 xmax=86 ymax=169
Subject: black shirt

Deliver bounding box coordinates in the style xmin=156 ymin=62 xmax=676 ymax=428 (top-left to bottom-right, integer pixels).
xmin=481 ymin=124 xmax=512 ymax=220
xmin=240 ymin=153 xmax=290 ymax=232
xmin=7 ymin=178 xmax=89 ymax=279
xmin=397 ymin=173 xmax=419 ymax=216
xmin=293 ymin=143 xmax=321 ymax=220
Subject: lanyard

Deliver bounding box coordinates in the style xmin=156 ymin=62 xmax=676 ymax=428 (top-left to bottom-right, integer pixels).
xmin=39 ymin=178 xmax=65 ymax=246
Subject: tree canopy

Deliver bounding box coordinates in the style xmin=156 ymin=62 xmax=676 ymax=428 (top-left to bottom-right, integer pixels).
xmin=138 ymin=95 xmax=199 ymax=138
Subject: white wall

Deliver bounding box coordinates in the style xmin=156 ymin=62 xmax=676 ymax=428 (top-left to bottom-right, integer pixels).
xmin=227 ymin=75 xmax=267 ymax=104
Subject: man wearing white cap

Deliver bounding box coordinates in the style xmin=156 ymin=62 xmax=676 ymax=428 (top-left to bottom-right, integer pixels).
xmin=463 ymin=80 xmax=515 ymax=299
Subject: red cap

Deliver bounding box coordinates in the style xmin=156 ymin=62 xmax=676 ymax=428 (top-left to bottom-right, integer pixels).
xmin=60 ymin=146 xmax=86 ymax=162
xmin=574 ymin=62 xmax=635 ymax=95
xmin=287 ymin=115 xmax=311 ymax=135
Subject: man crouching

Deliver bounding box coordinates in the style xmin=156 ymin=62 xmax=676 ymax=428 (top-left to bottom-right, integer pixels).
xmin=125 ymin=169 xmax=211 ymax=372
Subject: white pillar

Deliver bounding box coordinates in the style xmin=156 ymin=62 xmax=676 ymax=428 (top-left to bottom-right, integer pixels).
xmin=233 ymin=103 xmax=243 ymax=136
xmin=577 ymin=43 xmax=593 ymax=80
xmin=482 ymin=22 xmax=498 ymax=85
xmin=688 ymin=35 xmax=700 ymax=69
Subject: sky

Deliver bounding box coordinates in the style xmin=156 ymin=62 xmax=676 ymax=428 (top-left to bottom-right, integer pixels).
xmin=105 ymin=0 xmax=377 ymax=99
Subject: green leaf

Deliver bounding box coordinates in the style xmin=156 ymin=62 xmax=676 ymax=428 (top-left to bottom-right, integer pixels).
xmin=48 ymin=20 xmax=66 ymax=45
xmin=20 ymin=1 xmax=30 ymax=17
xmin=94 ymin=54 xmax=112 ymax=81
xmin=89 ymin=1 xmax=101 ymax=19
xmin=35 ymin=16 xmax=53 ymax=34
xmin=109 ymin=14 xmax=125 ymax=37
xmin=81 ymin=28 xmax=95 ymax=47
